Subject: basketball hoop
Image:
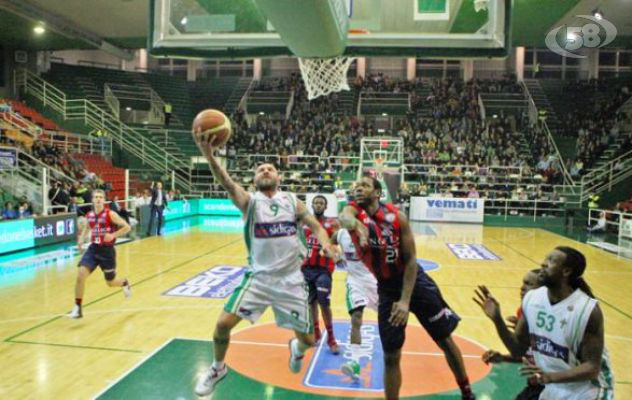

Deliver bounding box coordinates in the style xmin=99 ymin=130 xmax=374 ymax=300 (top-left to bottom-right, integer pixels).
xmin=298 ymin=57 xmax=355 ymax=100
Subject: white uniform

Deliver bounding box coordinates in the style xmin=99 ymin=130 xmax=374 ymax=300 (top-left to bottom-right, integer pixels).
xmin=225 ymin=191 xmax=311 ymax=333
xmin=337 ymin=229 xmax=378 ymax=313
xmin=522 ymin=287 xmax=614 ymax=400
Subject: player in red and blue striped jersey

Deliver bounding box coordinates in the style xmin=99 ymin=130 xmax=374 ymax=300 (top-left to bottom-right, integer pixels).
xmin=340 ymin=175 xmax=475 ymax=400
xmin=302 ymin=195 xmax=340 ymax=354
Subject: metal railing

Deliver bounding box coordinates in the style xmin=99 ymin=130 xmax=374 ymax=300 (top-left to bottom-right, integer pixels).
xmin=0 ymin=109 xmax=43 ymax=138
xmin=14 ymin=69 xmax=193 ymax=193
xmin=103 ymin=84 xmax=120 ymax=118
xmin=484 ymin=198 xmax=568 ymax=221
xmin=580 ymin=148 xmax=632 ymax=201
xmin=521 ymin=80 xmax=575 ymax=186
xmin=0 ymin=144 xmax=85 ymax=214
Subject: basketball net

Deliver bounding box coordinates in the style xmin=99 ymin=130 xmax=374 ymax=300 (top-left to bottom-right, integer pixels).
xmin=372 ymin=157 xmax=386 ymax=180
xmin=298 ymin=57 xmax=355 ymax=100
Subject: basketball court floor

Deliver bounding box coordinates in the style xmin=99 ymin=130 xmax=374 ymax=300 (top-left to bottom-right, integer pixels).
xmin=0 ymin=216 xmax=630 ymax=399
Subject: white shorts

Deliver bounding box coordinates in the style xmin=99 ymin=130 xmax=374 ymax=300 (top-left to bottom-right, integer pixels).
xmin=345 ymin=275 xmax=378 ymax=314
xmin=224 ymin=270 xmax=312 ymax=333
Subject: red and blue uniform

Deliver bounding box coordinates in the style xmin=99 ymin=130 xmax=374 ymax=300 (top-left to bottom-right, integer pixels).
xmin=302 ymin=217 xmax=337 ymax=306
xmin=78 ymin=208 xmax=118 ymax=280
xmin=348 ymin=201 xmax=461 ymax=352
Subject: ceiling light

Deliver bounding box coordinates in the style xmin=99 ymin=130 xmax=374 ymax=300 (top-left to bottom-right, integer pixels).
xmin=592 ymin=7 xmax=604 ymax=20
xmin=33 ymin=26 xmax=45 ymax=35
xmin=125 ymin=106 xmax=132 ymax=111
xmin=382 ymin=113 xmax=388 ymax=116
xmin=180 ymin=17 xmax=188 ymax=25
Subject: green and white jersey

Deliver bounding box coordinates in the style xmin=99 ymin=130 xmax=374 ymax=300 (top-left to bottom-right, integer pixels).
xmin=522 ymin=287 xmax=614 ymax=400
xmin=337 ymin=229 xmax=376 ymax=286
xmin=243 ymin=191 xmax=306 ymax=275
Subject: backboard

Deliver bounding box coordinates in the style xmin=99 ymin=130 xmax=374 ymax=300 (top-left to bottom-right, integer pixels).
xmin=149 ymin=0 xmax=510 ymax=59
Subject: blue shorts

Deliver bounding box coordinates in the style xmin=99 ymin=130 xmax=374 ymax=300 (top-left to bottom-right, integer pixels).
xmin=302 ymin=267 xmax=332 ymax=306
xmin=378 ymin=269 xmax=460 ymax=353
xmin=79 ymin=244 xmax=117 ymax=280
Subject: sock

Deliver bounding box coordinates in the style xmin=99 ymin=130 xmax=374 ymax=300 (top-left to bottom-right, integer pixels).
xmin=325 ymin=323 xmax=335 ymax=343
xmin=75 ymin=298 xmax=82 ymax=306
xmin=212 ymin=360 xmax=225 ymax=370
xmin=349 ymin=344 xmax=361 ymax=362
xmin=457 ymin=378 xmax=472 ymax=396
xmin=293 ymin=338 xmax=305 ymax=356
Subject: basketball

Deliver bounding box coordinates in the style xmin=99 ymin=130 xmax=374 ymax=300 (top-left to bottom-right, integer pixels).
xmin=192 ymin=109 xmax=232 ymax=147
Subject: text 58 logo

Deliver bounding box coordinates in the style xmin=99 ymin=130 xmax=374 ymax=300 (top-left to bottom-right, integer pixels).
xmin=546 ymin=15 xmax=616 ymax=58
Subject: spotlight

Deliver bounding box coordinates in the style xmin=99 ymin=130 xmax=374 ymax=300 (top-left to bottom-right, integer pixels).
xmin=33 ymin=26 xmax=45 ymax=35
xmin=592 ymin=7 xmax=604 ymax=20
xmin=180 ymin=16 xmax=188 ymax=25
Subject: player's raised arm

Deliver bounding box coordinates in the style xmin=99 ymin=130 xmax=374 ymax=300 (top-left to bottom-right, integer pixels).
xmin=193 ymin=126 xmax=250 ymax=214
xmin=339 ymin=205 xmax=368 ymax=247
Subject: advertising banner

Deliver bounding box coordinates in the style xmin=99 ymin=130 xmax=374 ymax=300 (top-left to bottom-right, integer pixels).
xmin=410 ymin=197 xmax=484 ymax=223
xmin=0 ymin=148 xmax=17 ymax=170
xmin=33 ymin=214 xmax=77 ymax=246
xmin=0 ymin=219 xmax=35 ymax=254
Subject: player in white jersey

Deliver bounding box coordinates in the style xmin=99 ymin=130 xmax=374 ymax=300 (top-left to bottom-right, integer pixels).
xmin=192 ymin=127 xmax=337 ymax=397
xmin=332 ymin=228 xmax=379 ymax=380
xmin=477 ymin=246 xmax=614 ymax=400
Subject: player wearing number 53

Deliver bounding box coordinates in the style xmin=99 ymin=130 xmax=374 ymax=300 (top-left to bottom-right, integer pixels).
xmin=475 ymin=247 xmax=613 ymax=400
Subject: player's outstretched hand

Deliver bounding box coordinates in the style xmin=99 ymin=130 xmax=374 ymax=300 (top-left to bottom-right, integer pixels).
xmin=473 ymin=285 xmax=502 ymax=321
xmin=192 ymin=127 xmax=221 ymax=157
xmin=520 ymin=357 xmax=550 ymax=384
xmin=389 ymin=300 xmax=409 ymax=327
xmin=354 ymin=222 xmax=369 ymax=248
xmin=320 ymin=243 xmax=340 ymax=260
xmin=482 ymin=350 xmax=504 ymax=364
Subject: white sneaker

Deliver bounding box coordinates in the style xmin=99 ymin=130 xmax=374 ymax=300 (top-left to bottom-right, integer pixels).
xmin=67 ymin=305 xmax=82 ymax=319
xmin=194 ymin=365 xmax=227 ymax=396
xmin=123 ymin=282 xmax=132 ymax=298
xmin=288 ymin=338 xmax=304 ymax=374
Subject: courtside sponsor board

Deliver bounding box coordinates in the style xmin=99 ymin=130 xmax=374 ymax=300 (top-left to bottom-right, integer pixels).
xmin=447 ymin=243 xmax=501 ymax=260
xmin=163 ymin=265 xmax=245 ymax=298
xmin=410 ymin=197 xmax=484 ymax=223
xmin=304 ymin=321 xmax=384 ymax=391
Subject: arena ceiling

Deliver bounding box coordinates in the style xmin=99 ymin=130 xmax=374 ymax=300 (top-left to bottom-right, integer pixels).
xmin=0 ymin=0 xmax=631 ymax=53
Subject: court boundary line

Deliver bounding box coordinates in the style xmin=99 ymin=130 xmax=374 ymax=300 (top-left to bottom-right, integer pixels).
xmin=6 ymin=339 xmax=142 ymax=353
xmin=91 ymin=337 xmax=176 ymax=400
xmin=3 ymin=238 xmax=242 ymax=343
xmin=490 ymin=235 xmax=632 ymax=321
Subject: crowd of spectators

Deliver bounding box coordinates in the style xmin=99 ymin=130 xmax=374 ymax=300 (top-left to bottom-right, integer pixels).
xmin=560 ymin=80 xmax=632 ymax=170
xmin=227 ymin=74 xmax=561 ymax=200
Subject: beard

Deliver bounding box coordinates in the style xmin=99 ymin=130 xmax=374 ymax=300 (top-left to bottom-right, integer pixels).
xmin=539 ymin=270 xmax=558 ymax=288
xmin=255 ymin=178 xmax=277 ymax=191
